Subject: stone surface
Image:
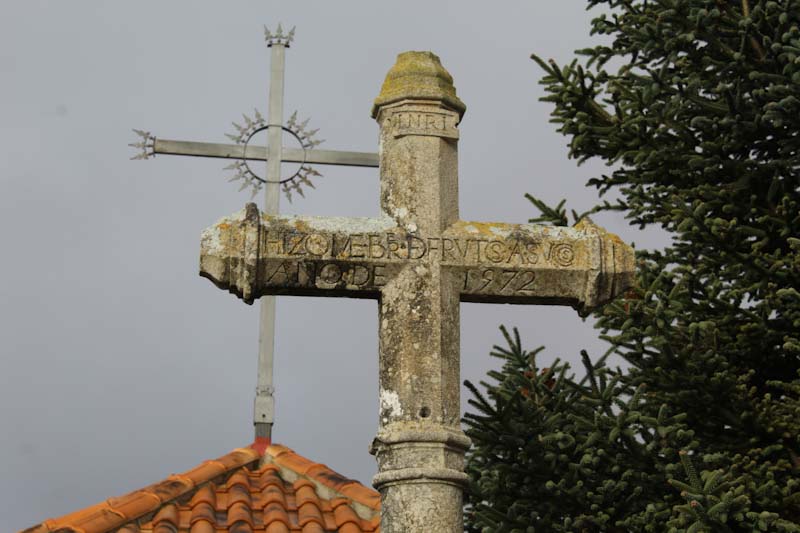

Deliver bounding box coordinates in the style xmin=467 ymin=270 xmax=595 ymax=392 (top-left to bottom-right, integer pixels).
xmin=200 ymin=209 xmax=634 ymax=309
xmin=371 ymin=51 xmax=466 ymax=119
xmin=199 ymin=51 xmax=636 ymax=533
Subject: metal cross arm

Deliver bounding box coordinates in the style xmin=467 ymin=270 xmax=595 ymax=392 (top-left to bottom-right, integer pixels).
xmin=149 ymin=138 xmax=379 ymax=168
xmin=198 ymin=52 xmax=636 ymax=532
xmin=131 ymin=24 xmax=380 ymax=444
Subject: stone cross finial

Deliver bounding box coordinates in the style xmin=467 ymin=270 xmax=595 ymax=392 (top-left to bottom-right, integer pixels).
xmin=199 ymin=51 xmax=635 ymax=532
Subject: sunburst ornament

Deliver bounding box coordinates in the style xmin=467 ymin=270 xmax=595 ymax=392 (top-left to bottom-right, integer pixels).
xmin=224 ymin=109 xmax=324 ymax=201
xmin=129 ymin=129 xmax=155 ymax=160
xmin=264 ymin=23 xmax=295 ymax=47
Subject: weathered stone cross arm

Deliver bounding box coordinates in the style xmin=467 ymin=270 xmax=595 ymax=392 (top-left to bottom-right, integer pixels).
xmin=199 ymin=206 xmax=634 ymax=311
xmin=198 ymin=51 xmax=635 ymax=532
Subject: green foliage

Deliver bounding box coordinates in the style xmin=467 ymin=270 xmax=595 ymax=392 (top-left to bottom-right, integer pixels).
xmin=464 ymin=327 xmax=695 ymax=531
xmin=465 ymin=0 xmax=800 ymax=530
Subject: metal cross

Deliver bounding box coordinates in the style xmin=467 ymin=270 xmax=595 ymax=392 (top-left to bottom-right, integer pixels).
xmin=130 ymin=25 xmax=379 ymax=441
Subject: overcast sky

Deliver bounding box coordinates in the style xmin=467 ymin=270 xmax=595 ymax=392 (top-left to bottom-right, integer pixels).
xmin=0 ymin=2 xmax=662 ymax=530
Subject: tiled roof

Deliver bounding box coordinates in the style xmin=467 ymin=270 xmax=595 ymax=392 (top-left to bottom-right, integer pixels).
xmin=24 ymin=443 xmax=380 ymax=533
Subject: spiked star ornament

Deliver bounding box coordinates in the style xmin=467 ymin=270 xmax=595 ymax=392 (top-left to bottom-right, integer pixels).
xmin=264 ymin=23 xmax=295 ymax=47
xmin=224 ymin=109 xmax=324 ymax=201
xmin=129 ymin=129 xmax=155 ymax=160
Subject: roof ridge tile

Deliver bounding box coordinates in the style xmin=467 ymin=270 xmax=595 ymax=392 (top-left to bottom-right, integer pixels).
xmin=219 ymin=448 xmax=260 ymax=467
xmin=182 ymin=461 xmax=227 ymax=485
xmin=47 ymin=503 xmax=127 ymax=533
xmin=293 ymin=479 xmax=322 ymax=510
xmin=106 ymin=490 xmax=161 ymax=520
xmin=264 ymin=444 xmax=381 ymax=514
xmin=254 ymin=468 xmax=284 ymax=492
xmin=338 ymin=484 xmax=381 ymax=511
xmin=270 ymin=448 xmax=317 ymax=476
xmin=142 ymin=474 xmax=194 ymax=503
xmin=331 ymin=497 xmax=361 ymax=527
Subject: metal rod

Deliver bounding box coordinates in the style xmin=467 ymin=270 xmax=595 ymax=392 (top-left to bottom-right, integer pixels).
xmin=301 ymin=148 xmax=379 ymax=168
xmin=154 ymin=139 xmax=379 ymax=168
xmin=253 ymin=40 xmax=288 ymax=441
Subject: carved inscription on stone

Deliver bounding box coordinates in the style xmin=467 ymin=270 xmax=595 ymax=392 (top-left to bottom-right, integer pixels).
xmin=200 ymin=206 xmax=635 ymax=307
xmin=242 ymin=227 xmax=587 ymax=302
xmin=262 ymin=230 xmax=576 ymax=267
xmin=462 ymin=268 xmax=536 ymax=295
xmin=387 ymin=109 xmax=459 ymax=140
xmin=259 ymin=259 xmax=396 ymax=295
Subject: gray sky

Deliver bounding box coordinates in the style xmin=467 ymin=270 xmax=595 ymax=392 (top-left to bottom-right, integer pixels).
xmin=0 ymin=2 xmax=657 ymax=530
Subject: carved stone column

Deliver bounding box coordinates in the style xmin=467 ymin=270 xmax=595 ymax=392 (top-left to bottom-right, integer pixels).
xmin=368 ymin=51 xmax=471 ymax=533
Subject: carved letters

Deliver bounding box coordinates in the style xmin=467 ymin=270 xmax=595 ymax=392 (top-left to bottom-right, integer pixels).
xmin=261 ymin=259 xmax=391 ymax=293
xmin=462 ymin=268 xmax=536 ymax=295
xmin=262 ymin=230 xmax=576 ymax=268
xmin=249 ymin=228 xmax=581 ymax=298
xmin=199 ymin=207 xmax=608 ymax=303
xmin=387 ymin=110 xmax=459 ymax=140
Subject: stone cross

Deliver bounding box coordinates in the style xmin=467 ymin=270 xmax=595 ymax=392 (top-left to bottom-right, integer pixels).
xmin=199 ymin=51 xmax=635 ymax=532
xmin=131 ymin=25 xmax=379 ymax=442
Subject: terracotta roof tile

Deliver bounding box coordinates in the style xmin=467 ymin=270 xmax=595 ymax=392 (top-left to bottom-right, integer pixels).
xmin=263 ymin=501 xmax=291 ymax=529
xmin=230 ymin=521 xmax=255 ymax=533
xmin=297 ymin=501 xmax=324 ymax=528
xmin=188 ymin=500 xmax=215 ymax=528
xmin=269 ymin=445 xmax=315 ymax=475
xmin=261 ymin=484 xmax=288 ymax=508
xmin=331 ymin=498 xmax=361 ymax=531
xmin=151 ymin=504 xmax=178 ymax=532
xmin=301 ymin=523 xmax=325 ymax=533
xmin=264 ymin=445 xmax=381 ymax=515
xmin=182 ymin=460 xmax=228 ymax=485
xmin=265 ymin=522 xmax=290 ymax=533
xmin=24 ymin=444 xmax=380 ymax=533
xmin=230 ymin=482 xmax=254 ymax=507
xmin=187 ymin=522 xmax=213 ymax=533
xmin=229 ymin=501 xmax=255 ymax=526
xmin=189 ymin=484 xmax=215 ymax=508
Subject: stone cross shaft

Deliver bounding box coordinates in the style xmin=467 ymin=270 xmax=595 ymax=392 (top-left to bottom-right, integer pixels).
xmin=199 ymin=52 xmax=635 ymax=533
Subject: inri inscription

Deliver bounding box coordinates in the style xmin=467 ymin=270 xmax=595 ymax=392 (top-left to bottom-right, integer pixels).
xmin=386 ymin=107 xmax=459 ymax=140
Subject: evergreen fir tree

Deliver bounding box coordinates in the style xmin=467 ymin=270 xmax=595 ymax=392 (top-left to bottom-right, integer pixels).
xmin=464 ymin=1 xmax=800 ymax=530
